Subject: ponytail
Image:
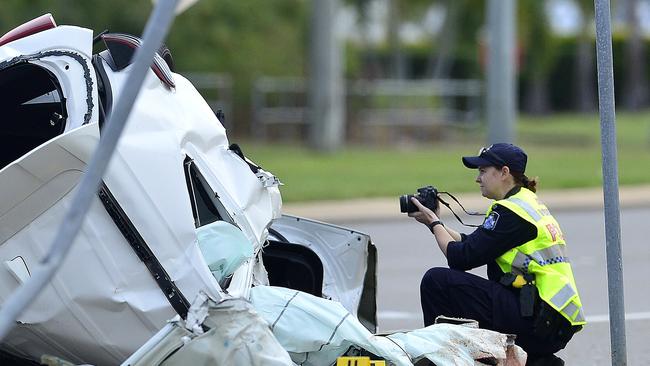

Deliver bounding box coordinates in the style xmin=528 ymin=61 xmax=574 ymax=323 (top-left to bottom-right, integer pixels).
xmin=512 ymin=171 xmax=538 ymax=193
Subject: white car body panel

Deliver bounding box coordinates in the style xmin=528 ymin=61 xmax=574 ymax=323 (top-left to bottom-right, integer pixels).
xmin=0 ymin=24 xmax=283 ymax=364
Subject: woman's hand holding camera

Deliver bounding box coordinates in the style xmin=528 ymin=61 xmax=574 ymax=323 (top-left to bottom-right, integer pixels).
xmin=409 ymin=197 xmax=457 ymax=256
xmin=408 ymin=197 xmax=440 ymax=225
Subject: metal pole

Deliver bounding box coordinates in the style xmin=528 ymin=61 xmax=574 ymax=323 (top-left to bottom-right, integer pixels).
xmin=0 ymin=0 xmax=179 ymax=340
xmin=593 ymin=0 xmax=627 ymax=364
xmin=308 ymin=0 xmax=344 ymax=152
xmin=486 ymin=0 xmax=516 ymax=144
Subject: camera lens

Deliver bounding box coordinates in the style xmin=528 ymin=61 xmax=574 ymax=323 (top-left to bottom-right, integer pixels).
xmin=399 ymin=194 xmax=418 ymax=213
xmin=399 ymin=195 xmax=409 ymax=213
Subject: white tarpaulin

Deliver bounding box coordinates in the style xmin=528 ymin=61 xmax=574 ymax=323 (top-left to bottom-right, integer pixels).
xmin=250 ymin=286 xmax=526 ymax=366
xmin=386 ymin=326 xmax=527 ymax=365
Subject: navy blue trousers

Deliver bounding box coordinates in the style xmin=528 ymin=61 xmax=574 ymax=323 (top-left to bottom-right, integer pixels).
xmin=420 ymin=267 xmax=571 ymax=357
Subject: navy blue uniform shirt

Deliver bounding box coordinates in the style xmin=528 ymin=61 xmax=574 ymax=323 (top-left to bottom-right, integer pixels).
xmin=446 ymin=187 xmax=537 ymax=281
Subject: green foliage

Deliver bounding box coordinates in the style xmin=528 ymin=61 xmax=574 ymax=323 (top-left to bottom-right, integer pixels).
xmin=518 ymin=1 xmax=559 ymax=77
xmin=542 ymin=35 xmax=650 ymax=110
xmin=0 ymin=1 xmax=151 ymax=38
xmin=242 ymin=112 xmax=650 ymax=202
xmin=167 ymin=1 xmax=308 ymax=133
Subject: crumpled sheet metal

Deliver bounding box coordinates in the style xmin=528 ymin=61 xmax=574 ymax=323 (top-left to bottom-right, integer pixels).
xmin=250 ymin=286 xmax=527 ymax=366
xmin=130 ymin=296 xmax=294 ymax=366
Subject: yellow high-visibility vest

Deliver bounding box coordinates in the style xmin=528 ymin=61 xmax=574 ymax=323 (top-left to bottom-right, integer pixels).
xmin=487 ymin=188 xmax=586 ymax=326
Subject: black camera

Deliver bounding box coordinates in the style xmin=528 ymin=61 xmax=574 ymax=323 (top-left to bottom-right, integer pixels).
xmin=399 ymin=186 xmax=440 ymax=213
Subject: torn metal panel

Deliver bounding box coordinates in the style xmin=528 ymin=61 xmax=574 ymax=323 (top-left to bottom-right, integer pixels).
xmin=269 ymin=215 xmax=375 ymax=330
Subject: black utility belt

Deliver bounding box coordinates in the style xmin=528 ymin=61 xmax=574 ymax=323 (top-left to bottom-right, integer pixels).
xmin=499 ymin=273 xmax=537 ymax=317
xmin=500 ymin=273 xmax=579 ymax=341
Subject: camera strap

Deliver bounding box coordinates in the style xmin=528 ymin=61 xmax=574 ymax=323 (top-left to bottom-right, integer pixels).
xmin=437 ymin=191 xmax=483 ymax=228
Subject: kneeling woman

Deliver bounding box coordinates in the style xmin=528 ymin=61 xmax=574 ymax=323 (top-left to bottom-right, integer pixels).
xmin=409 ymin=143 xmax=585 ymax=366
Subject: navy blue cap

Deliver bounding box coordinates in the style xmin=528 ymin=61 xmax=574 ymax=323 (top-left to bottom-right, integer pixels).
xmin=462 ymin=143 xmax=528 ymax=173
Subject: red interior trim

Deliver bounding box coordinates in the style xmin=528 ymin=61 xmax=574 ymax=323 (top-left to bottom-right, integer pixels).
xmin=0 ymin=14 xmax=57 ymax=47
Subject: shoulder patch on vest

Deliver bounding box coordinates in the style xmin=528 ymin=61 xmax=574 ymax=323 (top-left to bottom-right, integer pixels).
xmin=482 ymin=211 xmax=500 ymax=230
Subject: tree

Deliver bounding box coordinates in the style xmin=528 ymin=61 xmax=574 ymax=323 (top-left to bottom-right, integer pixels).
xmin=622 ymin=0 xmax=647 ymax=110
xmin=518 ymin=1 xmax=558 ymax=114
xmin=426 ymin=0 xmax=459 ymax=79
xmin=347 ymin=0 xmax=432 ymax=79
xmin=575 ymin=0 xmax=597 ymax=112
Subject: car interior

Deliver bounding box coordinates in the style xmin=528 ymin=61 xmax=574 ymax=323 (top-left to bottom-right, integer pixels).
xmin=0 ymin=62 xmax=67 ymax=170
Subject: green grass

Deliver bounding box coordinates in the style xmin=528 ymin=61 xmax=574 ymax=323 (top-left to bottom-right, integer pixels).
xmin=240 ymin=112 xmax=650 ymax=202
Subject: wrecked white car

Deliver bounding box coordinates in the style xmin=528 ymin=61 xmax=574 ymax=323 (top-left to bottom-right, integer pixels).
xmin=0 ymin=14 xmax=525 ymax=366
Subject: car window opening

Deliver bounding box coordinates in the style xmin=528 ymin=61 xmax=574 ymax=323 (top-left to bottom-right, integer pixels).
xmin=0 ymin=62 xmax=67 ymax=169
xmin=183 ymin=157 xmax=234 ymax=228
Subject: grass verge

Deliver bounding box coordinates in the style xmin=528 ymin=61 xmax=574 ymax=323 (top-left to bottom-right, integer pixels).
xmin=239 ymin=112 xmax=650 ymax=202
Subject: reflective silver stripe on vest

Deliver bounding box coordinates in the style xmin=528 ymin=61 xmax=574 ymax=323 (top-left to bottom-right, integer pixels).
xmin=507 ymin=197 xmax=543 ymax=221
xmin=560 ymin=301 xmax=585 ymax=324
xmin=511 ymin=245 xmax=570 ymax=273
xmin=562 ymin=302 xmax=579 ymax=320
xmin=529 ymin=245 xmax=569 ymax=266
xmin=550 ymin=283 xmax=577 ymax=308
xmin=512 ymin=252 xmax=529 ymax=274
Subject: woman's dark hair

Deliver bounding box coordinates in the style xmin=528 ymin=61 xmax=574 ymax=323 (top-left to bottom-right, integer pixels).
xmin=512 ymin=171 xmax=538 ymax=193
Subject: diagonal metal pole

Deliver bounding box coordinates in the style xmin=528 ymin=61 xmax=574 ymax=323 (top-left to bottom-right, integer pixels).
xmin=593 ymin=0 xmax=627 ymax=364
xmin=0 ymin=0 xmax=179 ymax=340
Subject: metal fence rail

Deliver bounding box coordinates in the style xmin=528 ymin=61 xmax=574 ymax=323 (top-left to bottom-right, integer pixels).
xmin=250 ymin=77 xmax=482 ymax=143
xmin=251 ymin=77 xmax=307 ymax=140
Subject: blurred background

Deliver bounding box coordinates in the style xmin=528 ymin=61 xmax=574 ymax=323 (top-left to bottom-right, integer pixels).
xmin=1 ymin=0 xmax=649 ymax=202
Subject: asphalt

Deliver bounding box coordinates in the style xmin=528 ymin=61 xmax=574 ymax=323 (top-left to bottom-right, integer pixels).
xmin=282 ymin=185 xmax=650 ymax=223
